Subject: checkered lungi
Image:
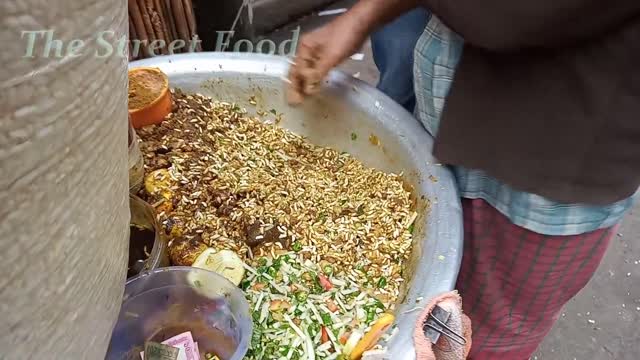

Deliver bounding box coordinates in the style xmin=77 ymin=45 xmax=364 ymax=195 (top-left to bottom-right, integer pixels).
xmin=457 ymin=199 xmax=616 ymax=359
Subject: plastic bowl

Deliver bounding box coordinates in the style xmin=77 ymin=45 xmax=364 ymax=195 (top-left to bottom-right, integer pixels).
xmin=106 ymin=267 xmax=252 ymax=360
xmin=128 ymin=67 xmax=172 ymax=128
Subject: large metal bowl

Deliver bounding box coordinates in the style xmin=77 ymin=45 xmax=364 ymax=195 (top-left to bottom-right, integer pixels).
xmin=130 ymin=53 xmax=463 ymax=359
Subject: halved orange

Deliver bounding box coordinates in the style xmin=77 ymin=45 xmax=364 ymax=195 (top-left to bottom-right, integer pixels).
xmin=128 ymin=67 xmax=171 ymax=128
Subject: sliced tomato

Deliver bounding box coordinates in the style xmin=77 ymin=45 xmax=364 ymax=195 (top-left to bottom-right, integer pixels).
xmin=318 ymin=274 xmax=333 ymax=291
xmin=321 ymin=326 xmax=330 ymax=344
xmin=269 ymin=300 xmax=291 ymax=311
xmin=252 ymin=282 xmax=266 ymax=291
xmin=339 ymin=331 xmax=351 ymax=345
xmin=326 ymin=299 xmax=339 ymax=313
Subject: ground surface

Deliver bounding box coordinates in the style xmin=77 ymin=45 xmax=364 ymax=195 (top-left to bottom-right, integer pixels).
xmin=267 ymin=1 xmax=640 ymax=358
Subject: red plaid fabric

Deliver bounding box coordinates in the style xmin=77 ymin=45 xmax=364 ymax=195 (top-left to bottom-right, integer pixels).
xmin=457 ymin=199 xmax=616 ymax=359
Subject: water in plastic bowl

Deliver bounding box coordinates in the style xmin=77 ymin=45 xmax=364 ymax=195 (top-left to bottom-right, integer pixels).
xmin=106 ymin=267 xmax=252 ymax=360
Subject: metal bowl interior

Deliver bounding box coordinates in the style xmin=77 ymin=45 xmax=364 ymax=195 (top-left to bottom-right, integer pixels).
xmin=130 ymin=53 xmax=462 ymax=359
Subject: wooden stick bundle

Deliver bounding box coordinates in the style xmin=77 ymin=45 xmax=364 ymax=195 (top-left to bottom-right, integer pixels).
xmin=170 ymin=0 xmax=191 ymax=45
xmin=128 ymin=0 xmax=150 ymax=58
xmin=162 ymin=0 xmax=179 ymax=42
xmin=128 ymin=16 xmax=137 ymax=60
xmin=146 ymin=0 xmax=166 ymax=54
xmin=154 ymin=0 xmax=173 ymax=44
xmin=128 ymin=0 xmax=201 ymax=59
xmin=137 ymin=0 xmax=157 ymax=44
xmin=182 ymin=0 xmax=201 ymax=51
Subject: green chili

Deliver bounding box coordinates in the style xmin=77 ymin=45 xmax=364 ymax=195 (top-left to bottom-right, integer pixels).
xmin=366 ymin=308 xmax=376 ymax=323
xmin=295 ymin=291 xmax=308 ymax=302
xmin=323 ymin=264 xmax=334 ymax=275
xmin=267 ymin=267 xmax=277 ymax=278
xmin=258 ymin=257 xmax=268 ymax=266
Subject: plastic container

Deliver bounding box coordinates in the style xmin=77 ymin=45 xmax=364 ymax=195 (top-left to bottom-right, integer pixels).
xmin=129 ymin=195 xmax=169 ymax=279
xmin=128 ymin=67 xmax=172 ymax=128
xmin=106 ymin=267 xmax=252 ymax=360
xmin=128 ymin=120 xmax=145 ymax=194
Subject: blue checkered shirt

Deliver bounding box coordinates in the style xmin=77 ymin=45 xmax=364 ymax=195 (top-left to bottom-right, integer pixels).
xmin=413 ymin=17 xmax=635 ymax=235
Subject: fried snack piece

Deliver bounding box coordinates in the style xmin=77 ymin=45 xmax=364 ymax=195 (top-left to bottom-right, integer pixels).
xmin=168 ymin=236 xmax=208 ymax=266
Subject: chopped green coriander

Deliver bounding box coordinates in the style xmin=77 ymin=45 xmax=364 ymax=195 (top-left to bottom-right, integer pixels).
xmin=366 ymin=308 xmax=376 ymax=323
xmin=321 ymin=312 xmax=332 ymax=325
xmin=272 ymin=257 xmax=283 ymax=270
xmin=250 ymin=327 xmax=262 ymax=348
xmin=279 ymin=346 xmax=290 ymax=356
xmin=308 ymin=322 xmax=321 ymax=336
xmin=350 ymin=132 xmax=358 ymax=141
xmin=373 ymin=298 xmax=385 ymax=310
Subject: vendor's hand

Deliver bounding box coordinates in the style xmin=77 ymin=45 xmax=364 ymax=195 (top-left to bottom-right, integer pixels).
xmin=287 ymin=15 xmax=369 ymax=105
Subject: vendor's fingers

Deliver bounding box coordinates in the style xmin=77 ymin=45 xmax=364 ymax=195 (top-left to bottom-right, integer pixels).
xmin=299 ymin=67 xmax=323 ymax=95
xmin=286 ymin=89 xmax=305 ymax=105
xmin=287 ymin=68 xmax=307 ymax=105
xmin=286 ymin=57 xmax=306 ymax=104
xmin=286 ymin=35 xmax=325 ymax=104
xmin=286 ymin=81 xmax=305 ymax=105
xmin=287 ymin=61 xmax=317 ymax=103
xmin=298 ymin=40 xmax=321 ymax=63
xmin=286 ymin=84 xmax=305 ymax=105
